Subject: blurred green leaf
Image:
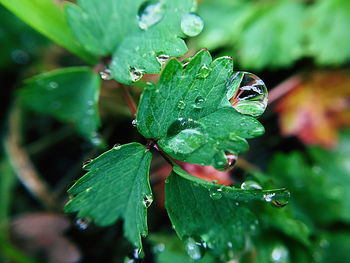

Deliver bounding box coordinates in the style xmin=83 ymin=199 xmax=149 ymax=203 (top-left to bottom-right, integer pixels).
xmin=0 ymin=0 xmax=97 ymax=64
xmin=165 ymin=165 xmax=290 ymax=256
xmin=65 ymin=0 xmax=199 ymax=84
xmin=65 ymin=143 xmax=152 ymax=249
xmin=137 ymin=49 xmax=265 ymax=170
xmin=19 ymin=67 xmax=101 ymax=142
xmin=308 ymin=0 xmax=350 ymax=65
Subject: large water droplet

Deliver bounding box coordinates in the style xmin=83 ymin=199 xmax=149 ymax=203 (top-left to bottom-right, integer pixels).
xmin=177 ymin=100 xmax=186 ymax=110
xmin=183 ymin=236 xmax=206 ymax=260
xmin=212 ymin=151 xmax=237 ymax=171
xmin=263 ymin=190 xmax=290 ymax=207
xmin=194 ymin=96 xmax=205 ymax=109
xmin=196 ymin=64 xmax=211 ymax=79
xmin=226 ymin=72 xmax=268 ymax=117
xmin=159 ymin=118 xmax=206 ymax=155
xmin=129 ymin=67 xmax=144 ymax=82
xmin=209 ymin=186 xmax=223 ymax=200
xmin=99 ymin=68 xmax=112 ymax=80
xmin=271 ymin=245 xmax=289 ymax=262
xmin=157 ymin=54 xmax=169 ymax=64
xmin=137 ymin=1 xmax=165 ymax=30
xmin=76 ymin=218 xmax=90 ymax=230
xmin=241 ymin=180 xmax=262 ymax=190
xmin=180 ymin=13 xmax=204 ymax=37
xmin=143 ymin=194 xmax=153 ymax=208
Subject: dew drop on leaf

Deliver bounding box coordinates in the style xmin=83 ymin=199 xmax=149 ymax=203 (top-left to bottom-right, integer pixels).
xmin=47 ymin=81 xmax=58 ymax=90
xmin=76 ymin=218 xmax=90 ymax=230
xmin=82 ymin=159 xmax=93 ymax=169
xmin=183 ymin=235 xmax=206 ymax=260
xmin=241 ymin=180 xmax=263 ymax=190
xmin=132 ymin=119 xmax=138 ymax=127
xmin=196 ymin=64 xmax=211 ymax=79
xmin=194 ymin=96 xmax=205 ymax=109
xmin=113 ymin=143 xmax=121 ymax=149
xmin=129 ymin=67 xmax=144 ymax=82
xmin=263 ymin=190 xmax=290 ymax=207
xmin=177 ymin=100 xmax=186 ymax=110
xmin=226 ymin=72 xmax=268 ymax=117
xmin=209 ymin=186 xmax=223 ymax=200
xmin=143 ymin=194 xmax=153 ymax=208
xmin=180 ymin=13 xmax=204 ymax=37
xmin=156 ymin=54 xmax=169 ymax=64
xmin=133 ymin=248 xmax=144 ymax=259
xmin=271 ymin=245 xmax=289 ymax=262
xmin=99 ymin=68 xmax=112 ymax=80
xmin=137 ymin=1 xmax=165 ymax=30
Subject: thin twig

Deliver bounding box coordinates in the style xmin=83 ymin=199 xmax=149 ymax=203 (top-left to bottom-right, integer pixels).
xmin=120 ymin=85 xmax=138 ymax=118
xmin=268 ymin=74 xmax=302 ymax=105
xmin=4 ymin=103 xmax=56 ymax=210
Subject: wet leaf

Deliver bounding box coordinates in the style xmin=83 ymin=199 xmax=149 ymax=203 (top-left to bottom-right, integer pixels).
xmin=275 ymin=70 xmax=350 ymax=148
xmin=165 ymin=165 xmax=290 ymax=255
xmin=64 ymin=143 xmax=152 ymax=249
xmin=137 ymin=49 xmax=265 ymax=170
xmin=19 ymin=67 xmax=101 ymax=142
xmin=65 ymin=0 xmax=200 ymax=84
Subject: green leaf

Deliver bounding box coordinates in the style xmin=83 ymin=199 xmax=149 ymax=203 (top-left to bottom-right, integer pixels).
xmin=65 ymin=0 xmax=201 ymax=84
xmin=308 ymin=0 xmax=350 ymax=65
xmin=235 ymin=0 xmax=305 ymax=70
xmin=0 ymin=0 xmax=97 ymax=64
xmin=165 ymin=166 xmax=290 ymax=256
xmin=19 ymin=67 xmax=101 ymax=142
xmin=137 ymin=49 xmax=265 ymax=169
xmin=65 ymin=143 xmax=152 ymax=249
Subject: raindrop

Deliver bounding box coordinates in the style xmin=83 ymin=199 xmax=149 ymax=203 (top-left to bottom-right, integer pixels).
xmin=137 ymin=1 xmax=165 ymax=30
xmin=133 ymin=248 xmax=144 ymax=259
xmin=129 ymin=67 xmax=144 ymax=82
xmin=183 ymin=236 xmax=206 ymax=260
xmin=99 ymin=68 xmax=112 ymax=80
xmin=241 ymin=180 xmax=262 ymax=190
xmin=82 ymin=159 xmax=93 ymax=169
xmin=194 ymin=96 xmax=205 ymax=109
xmin=226 ymin=72 xmax=268 ymax=117
xmin=76 ymin=218 xmax=90 ymax=230
xmin=271 ymin=245 xmax=289 ymax=262
xmin=113 ymin=143 xmax=121 ymax=149
xmin=209 ymin=186 xmax=223 ymax=200
xmin=48 ymin=81 xmax=58 ymax=90
xmin=132 ymin=119 xmax=138 ymax=127
xmin=181 ymin=13 xmax=204 ymax=37
xmin=196 ymin=64 xmax=211 ymax=79
xmin=157 ymin=54 xmax=169 ymax=64
xmin=177 ymin=100 xmax=186 ymax=109
xmin=143 ymin=194 xmax=153 ymax=208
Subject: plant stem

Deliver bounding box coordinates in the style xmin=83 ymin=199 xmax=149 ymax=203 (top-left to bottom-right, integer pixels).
xmin=120 ymin=85 xmax=138 ymax=118
xmin=268 ymin=74 xmax=302 ymax=104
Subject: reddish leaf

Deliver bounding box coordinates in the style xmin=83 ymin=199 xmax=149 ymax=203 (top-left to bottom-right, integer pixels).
xmin=275 ymin=70 xmax=350 ymax=148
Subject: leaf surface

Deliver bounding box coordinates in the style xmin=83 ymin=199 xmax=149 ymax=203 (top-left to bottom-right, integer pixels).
xmin=65 ymin=0 xmax=200 ymax=84
xmin=65 ymin=143 xmax=152 ymax=249
xmin=137 ymin=49 xmax=265 ymax=169
xmin=19 ymin=67 xmax=101 ymax=142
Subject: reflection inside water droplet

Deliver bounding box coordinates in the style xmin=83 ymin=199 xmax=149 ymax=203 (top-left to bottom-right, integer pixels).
xmin=212 ymin=151 xmax=237 ymax=171
xmin=132 ymin=119 xmax=138 ymax=127
xmin=157 ymin=54 xmax=169 ymax=64
xmin=76 ymin=218 xmax=90 ymax=230
xmin=196 ymin=64 xmax=211 ymax=79
xmin=183 ymin=235 xmax=206 ymax=260
xmin=82 ymin=159 xmax=93 ymax=169
xmin=143 ymin=194 xmax=153 ymax=208
xmin=181 ymin=13 xmax=204 ymax=37
xmin=226 ymin=72 xmax=268 ymax=117
xmin=129 ymin=67 xmax=144 ymax=82
xmin=137 ymin=1 xmax=165 ymax=30
xmin=99 ymin=68 xmax=112 ymax=80
xmin=209 ymin=186 xmax=223 ymax=200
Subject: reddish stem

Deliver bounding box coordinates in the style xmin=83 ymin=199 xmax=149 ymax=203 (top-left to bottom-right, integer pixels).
xmin=268 ymin=74 xmax=302 ymax=104
xmin=120 ymin=85 xmax=138 ymax=118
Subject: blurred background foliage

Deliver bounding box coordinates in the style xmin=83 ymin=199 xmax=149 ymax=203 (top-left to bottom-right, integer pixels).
xmin=0 ymin=0 xmax=350 ymax=262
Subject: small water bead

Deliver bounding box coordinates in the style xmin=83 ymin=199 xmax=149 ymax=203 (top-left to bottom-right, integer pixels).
xmin=184 ymin=236 xmax=206 ymax=260
xmin=226 ymin=72 xmax=268 ymax=118
xmin=196 ymin=64 xmax=211 ymax=79
xmin=209 ymin=186 xmax=223 ymax=200
xmin=143 ymin=194 xmax=153 ymax=208
xmin=180 ymin=13 xmax=204 ymax=37
xmin=153 ymin=243 xmax=165 ymax=253
xmin=133 ymin=248 xmax=144 ymax=259
xmin=132 ymin=119 xmax=138 ymax=127
xmin=113 ymin=143 xmax=121 ymax=149
xmin=194 ymin=96 xmax=205 ymax=109
xmin=99 ymin=68 xmax=112 ymax=80
xmin=177 ymin=100 xmax=186 ymax=109
xmin=76 ymin=218 xmax=90 ymax=230
xmin=241 ymin=180 xmax=263 ymax=190
xmin=82 ymin=159 xmax=93 ymax=169
xmin=157 ymin=54 xmax=169 ymax=64
xmin=137 ymin=1 xmax=165 ymax=30
xmin=224 ymin=152 xmax=237 ymax=170
xmin=271 ymin=245 xmax=289 ymax=262
xmin=129 ymin=67 xmax=144 ymax=82
xmin=48 ymin=81 xmax=58 ymax=90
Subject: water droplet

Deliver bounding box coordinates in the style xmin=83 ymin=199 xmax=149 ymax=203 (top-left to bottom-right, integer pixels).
xmin=226 ymin=72 xmax=268 ymax=117
xmin=271 ymin=245 xmax=289 ymax=262
xmin=153 ymin=243 xmax=165 ymax=253
xmin=212 ymin=180 xmax=218 ymax=184
xmin=76 ymin=218 xmax=90 ymax=230
xmin=160 ymin=118 xmax=206 ymax=155
xmin=137 ymin=1 xmax=165 ymax=30
xmin=241 ymin=180 xmax=262 ymax=190
xmin=235 ymin=202 xmax=240 ymax=206
xmin=183 ymin=236 xmax=206 ymax=260
xmin=87 ymin=100 xmax=94 ymax=106
xmin=194 ymin=96 xmax=205 ymax=109
xmin=227 ymin=242 xmax=233 ymax=248
xmin=177 ymin=100 xmax=186 ymax=109
xmin=143 ymin=194 xmax=153 ymax=208
xmin=133 ymin=248 xmax=144 ymax=259
xmin=224 ymin=152 xmax=237 ymax=170
xmin=113 ymin=144 xmax=121 ymax=149
xmin=48 ymin=81 xmax=58 ymax=90
xmin=129 ymin=67 xmax=144 ymax=82
xmin=209 ymin=186 xmax=223 ymax=200
xmin=263 ymin=193 xmax=275 ymax=202
xmin=82 ymin=159 xmax=93 ymax=169
xmin=157 ymin=54 xmax=169 ymax=64
xmin=181 ymin=13 xmax=204 ymax=37
xmin=99 ymin=68 xmax=112 ymax=80
xmin=132 ymin=119 xmax=138 ymax=127
xmin=196 ymin=64 xmax=211 ymax=79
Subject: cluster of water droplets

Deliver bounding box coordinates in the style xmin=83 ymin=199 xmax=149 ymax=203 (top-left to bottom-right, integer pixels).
xmin=226 ymin=72 xmax=268 ymax=118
